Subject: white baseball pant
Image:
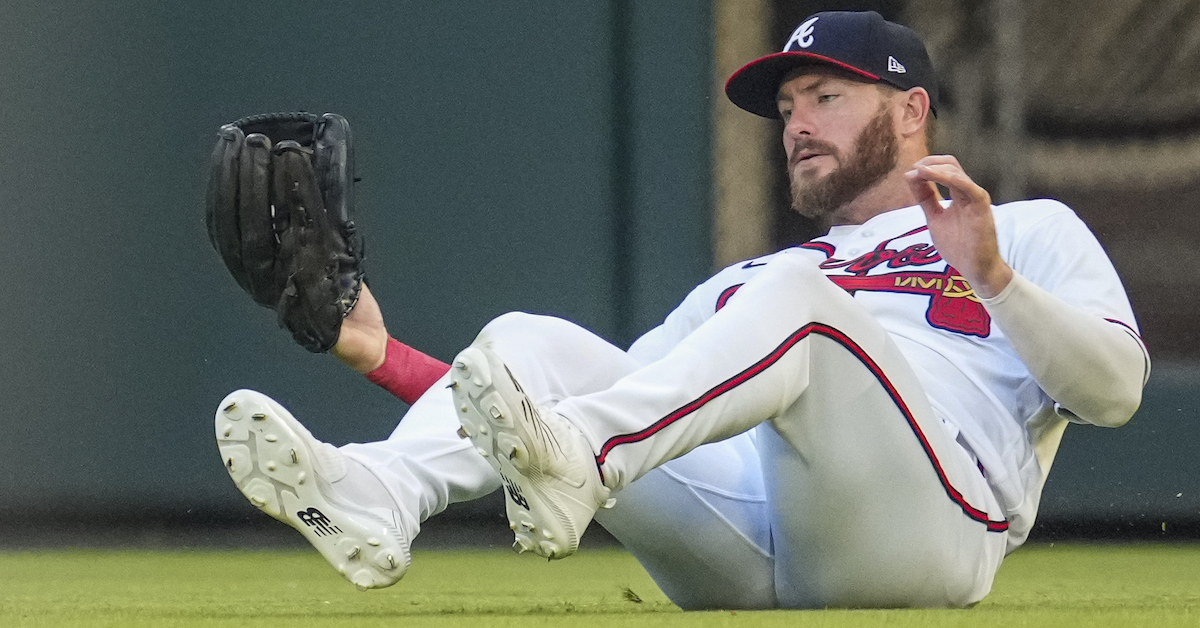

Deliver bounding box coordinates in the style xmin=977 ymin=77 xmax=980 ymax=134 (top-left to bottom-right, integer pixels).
xmin=342 ymin=252 xmax=1008 ymax=608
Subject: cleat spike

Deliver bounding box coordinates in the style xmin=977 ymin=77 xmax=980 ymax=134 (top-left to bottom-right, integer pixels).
xmin=489 ymin=406 xmax=503 ymax=419
xmin=446 ymin=382 xmax=458 ymax=389
xmin=297 ymin=472 xmax=306 ymax=485
xmin=290 ymin=450 xmax=298 ymax=464
xmin=252 ymin=413 xmax=266 ymax=421
xmin=266 ymin=462 xmax=276 ymax=471
xmin=264 ymin=434 xmax=278 ymax=442
xmin=508 ymin=448 xmax=519 ymax=460
xmin=541 ymin=529 xmax=555 ymax=540
xmin=386 ymin=554 xmax=397 ymax=569
xmin=476 ymin=447 xmax=489 ymax=458
xmin=223 ymin=402 xmax=237 ymax=413
xmin=456 ymin=426 xmax=469 ymax=439
xmin=367 ymin=538 xmax=381 ymax=546
xmin=222 ymin=426 xmax=232 ymax=437
xmin=226 ymin=458 xmax=235 ymax=472
xmin=602 ymin=498 xmax=617 ymax=509
xmin=347 ymin=546 xmax=361 ymax=559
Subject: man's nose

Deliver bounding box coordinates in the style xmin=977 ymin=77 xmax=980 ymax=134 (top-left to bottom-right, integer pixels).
xmin=784 ymin=108 xmax=814 ymax=138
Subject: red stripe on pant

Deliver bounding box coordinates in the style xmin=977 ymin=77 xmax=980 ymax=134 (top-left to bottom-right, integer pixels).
xmin=595 ymin=322 xmax=1009 ymax=533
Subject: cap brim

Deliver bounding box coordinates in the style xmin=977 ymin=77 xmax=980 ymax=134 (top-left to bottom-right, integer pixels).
xmin=725 ymin=52 xmax=880 ymax=119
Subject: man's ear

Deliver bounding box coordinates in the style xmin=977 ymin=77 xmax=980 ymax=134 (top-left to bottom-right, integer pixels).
xmin=897 ymin=87 xmax=932 ymax=139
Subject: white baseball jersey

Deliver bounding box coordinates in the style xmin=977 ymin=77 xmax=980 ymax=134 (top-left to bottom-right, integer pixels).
xmin=627 ymin=199 xmax=1148 ymax=549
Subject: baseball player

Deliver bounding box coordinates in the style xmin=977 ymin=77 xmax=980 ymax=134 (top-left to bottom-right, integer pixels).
xmin=216 ymin=11 xmax=1148 ymax=609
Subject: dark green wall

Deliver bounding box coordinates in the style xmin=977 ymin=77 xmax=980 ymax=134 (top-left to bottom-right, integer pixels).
xmin=1042 ymin=365 xmax=1200 ymax=531
xmin=0 ymin=1 xmax=711 ymax=520
xmin=0 ymin=1 xmax=1195 ymax=537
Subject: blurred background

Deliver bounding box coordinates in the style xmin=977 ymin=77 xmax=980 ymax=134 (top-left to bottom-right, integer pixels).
xmin=0 ymin=0 xmax=1195 ymax=548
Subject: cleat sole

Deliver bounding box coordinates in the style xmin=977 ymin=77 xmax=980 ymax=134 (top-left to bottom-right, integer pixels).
xmin=450 ymin=348 xmax=604 ymax=560
xmin=214 ymin=389 xmax=411 ymax=590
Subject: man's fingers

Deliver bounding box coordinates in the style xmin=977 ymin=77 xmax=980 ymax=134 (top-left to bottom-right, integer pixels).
xmin=905 ymin=168 xmax=944 ymax=216
xmin=905 ymin=168 xmax=936 ymax=199
xmin=912 ymin=154 xmax=963 ymax=170
xmin=909 ymin=163 xmax=987 ymax=204
xmin=913 ymin=163 xmax=969 ymax=187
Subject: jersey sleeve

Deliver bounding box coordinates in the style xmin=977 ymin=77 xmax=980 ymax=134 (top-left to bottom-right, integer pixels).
xmin=999 ymin=202 xmax=1139 ymax=327
xmin=984 ymin=201 xmax=1149 ymax=427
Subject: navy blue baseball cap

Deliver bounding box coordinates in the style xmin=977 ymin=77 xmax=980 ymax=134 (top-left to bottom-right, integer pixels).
xmin=725 ymin=11 xmax=939 ymax=119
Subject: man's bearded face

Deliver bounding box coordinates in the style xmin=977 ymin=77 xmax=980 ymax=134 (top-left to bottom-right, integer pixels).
xmin=789 ymin=105 xmax=899 ymax=222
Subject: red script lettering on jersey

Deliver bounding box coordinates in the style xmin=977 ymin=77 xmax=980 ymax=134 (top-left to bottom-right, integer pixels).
xmin=797 ymin=227 xmax=992 ymax=337
xmin=818 ymin=226 xmax=941 ymax=276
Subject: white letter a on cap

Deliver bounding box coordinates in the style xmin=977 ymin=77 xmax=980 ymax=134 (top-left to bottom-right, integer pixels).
xmin=887 ymin=56 xmax=906 ymax=73
xmin=785 ymin=17 xmax=819 ymax=50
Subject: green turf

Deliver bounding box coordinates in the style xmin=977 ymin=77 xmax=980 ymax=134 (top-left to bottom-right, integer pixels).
xmin=1 ymin=543 xmax=1197 ymax=627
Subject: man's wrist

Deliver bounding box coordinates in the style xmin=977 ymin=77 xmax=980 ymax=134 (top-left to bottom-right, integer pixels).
xmin=365 ymin=337 xmax=452 ymax=404
xmin=971 ymin=263 xmax=1014 ymax=300
xmin=331 ymin=332 xmax=388 ymax=374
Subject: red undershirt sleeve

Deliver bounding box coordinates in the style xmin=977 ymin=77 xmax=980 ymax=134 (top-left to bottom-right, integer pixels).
xmin=364 ymin=336 xmax=451 ymax=404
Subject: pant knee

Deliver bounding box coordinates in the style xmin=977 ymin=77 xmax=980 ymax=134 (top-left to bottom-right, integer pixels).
xmin=474 ymin=311 xmax=560 ymax=354
xmin=478 ymin=311 xmax=540 ymax=340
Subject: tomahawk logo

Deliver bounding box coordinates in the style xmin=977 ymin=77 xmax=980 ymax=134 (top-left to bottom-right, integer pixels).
xmin=297 ymin=507 xmax=342 ymax=537
xmin=785 ymin=16 xmax=820 ymax=50
xmin=500 ymin=473 xmax=530 ymax=510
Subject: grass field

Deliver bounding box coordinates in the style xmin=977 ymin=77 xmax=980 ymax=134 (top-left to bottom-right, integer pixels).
xmin=1 ymin=543 xmax=1197 ymax=627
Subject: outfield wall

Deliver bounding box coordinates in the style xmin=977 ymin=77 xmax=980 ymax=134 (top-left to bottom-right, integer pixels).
xmin=0 ymin=1 xmax=1195 ymax=541
xmin=0 ymin=0 xmax=713 ymax=526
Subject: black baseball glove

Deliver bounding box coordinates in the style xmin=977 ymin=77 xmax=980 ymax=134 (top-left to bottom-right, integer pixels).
xmin=205 ymin=112 xmax=364 ymax=353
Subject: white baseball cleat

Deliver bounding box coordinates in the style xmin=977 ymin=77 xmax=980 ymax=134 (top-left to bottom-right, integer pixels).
xmin=449 ymin=345 xmax=612 ymax=559
xmin=214 ymin=389 xmax=410 ymax=590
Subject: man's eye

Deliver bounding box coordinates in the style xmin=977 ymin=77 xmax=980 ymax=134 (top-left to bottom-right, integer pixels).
xmin=779 ymin=108 xmax=792 ymax=121
xmin=817 ymin=94 xmax=837 ymax=103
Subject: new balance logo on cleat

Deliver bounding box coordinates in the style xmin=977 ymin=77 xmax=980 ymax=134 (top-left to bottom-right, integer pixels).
xmin=500 ymin=473 xmax=531 ymax=510
xmin=887 ymin=56 xmax=906 ymax=73
xmin=297 ymin=507 xmax=343 ymax=537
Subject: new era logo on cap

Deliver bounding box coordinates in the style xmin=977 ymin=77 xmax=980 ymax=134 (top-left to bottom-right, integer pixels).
xmin=888 ymin=56 xmax=906 ymax=73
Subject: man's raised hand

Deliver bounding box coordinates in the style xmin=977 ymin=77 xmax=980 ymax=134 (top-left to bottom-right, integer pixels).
xmin=905 ymin=155 xmax=1013 ymax=299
